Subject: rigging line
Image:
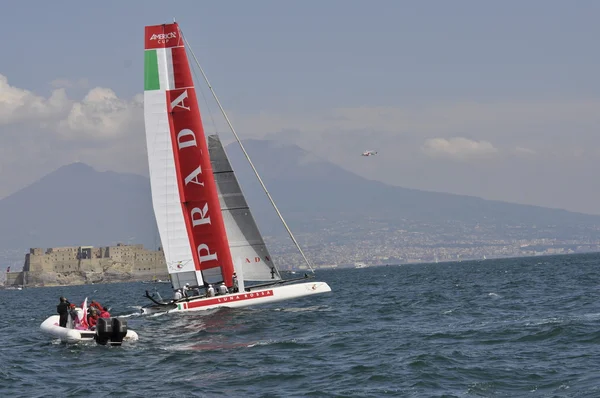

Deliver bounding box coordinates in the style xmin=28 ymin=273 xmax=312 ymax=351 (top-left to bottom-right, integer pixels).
xmin=179 ymin=28 xmax=315 ymax=274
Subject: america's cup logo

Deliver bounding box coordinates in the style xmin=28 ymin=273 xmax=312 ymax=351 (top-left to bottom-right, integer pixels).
xmin=150 ymin=32 xmax=177 ymax=43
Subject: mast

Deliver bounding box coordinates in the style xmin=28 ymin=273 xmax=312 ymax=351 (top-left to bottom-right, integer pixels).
xmin=180 ymin=30 xmax=316 ymax=274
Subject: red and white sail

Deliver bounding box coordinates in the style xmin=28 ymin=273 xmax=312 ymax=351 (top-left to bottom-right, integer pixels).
xmin=143 ymin=23 xmax=234 ymax=289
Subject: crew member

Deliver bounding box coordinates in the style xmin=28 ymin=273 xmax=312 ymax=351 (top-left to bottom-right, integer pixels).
xmin=232 ymin=272 xmax=239 ymax=293
xmin=174 ymin=289 xmax=183 ymax=300
xmin=88 ymin=309 xmax=99 ymax=330
xmin=69 ymin=304 xmax=85 ymax=329
xmin=68 ymin=303 xmax=78 ymax=328
xmin=100 ymin=306 xmax=111 ymax=318
xmin=57 ymin=297 xmax=70 ymax=328
xmin=218 ymin=282 xmax=228 ymax=295
xmin=207 ymin=284 xmax=215 ymax=297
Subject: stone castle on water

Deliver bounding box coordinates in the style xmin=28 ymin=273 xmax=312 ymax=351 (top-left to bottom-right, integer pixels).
xmin=4 ymin=243 xmax=169 ymax=287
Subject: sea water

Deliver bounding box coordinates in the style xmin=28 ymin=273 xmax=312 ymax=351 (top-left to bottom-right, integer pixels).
xmin=1 ymin=253 xmax=600 ymax=397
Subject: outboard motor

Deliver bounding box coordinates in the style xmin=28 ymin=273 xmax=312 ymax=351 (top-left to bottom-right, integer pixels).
xmin=95 ymin=317 xmax=128 ymax=346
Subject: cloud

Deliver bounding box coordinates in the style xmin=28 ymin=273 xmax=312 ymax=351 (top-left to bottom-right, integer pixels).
xmin=1 ymin=72 xmax=600 ymax=214
xmin=0 ymin=73 xmax=142 ymax=142
xmin=58 ymin=88 xmax=143 ymax=141
xmin=0 ymin=74 xmax=145 ymax=199
xmin=421 ymin=137 xmax=498 ymax=161
xmin=226 ymin=99 xmax=599 ymax=181
xmin=0 ymin=74 xmax=71 ymax=126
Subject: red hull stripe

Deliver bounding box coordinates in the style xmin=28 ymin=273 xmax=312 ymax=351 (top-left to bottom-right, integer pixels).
xmin=186 ymin=290 xmax=275 ymax=310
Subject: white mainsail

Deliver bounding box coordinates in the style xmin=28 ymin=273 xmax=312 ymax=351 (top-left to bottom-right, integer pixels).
xmin=208 ymin=135 xmax=281 ymax=281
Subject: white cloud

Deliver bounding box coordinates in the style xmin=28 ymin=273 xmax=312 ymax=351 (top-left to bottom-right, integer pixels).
xmin=0 ymin=74 xmax=146 ymax=199
xmin=0 ymin=74 xmax=71 ymax=126
xmin=1 ymin=72 xmax=600 ymax=214
xmin=58 ymin=87 xmax=143 ymax=140
xmin=422 ymin=137 xmax=498 ymax=161
xmin=0 ymin=74 xmax=142 ymax=142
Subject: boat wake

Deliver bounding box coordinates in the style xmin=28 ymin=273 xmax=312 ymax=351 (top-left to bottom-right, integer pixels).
xmin=168 ymin=340 xmax=256 ymax=352
xmin=273 ymin=305 xmax=332 ymax=313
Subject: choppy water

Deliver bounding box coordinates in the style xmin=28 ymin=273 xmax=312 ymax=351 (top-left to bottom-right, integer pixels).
xmin=2 ymin=253 xmax=600 ymax=397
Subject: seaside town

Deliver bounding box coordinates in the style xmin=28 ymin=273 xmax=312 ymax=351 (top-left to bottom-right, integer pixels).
xmin=3 ymin=218 xmax=600 ymax=287
xmin=265 ymin=218 xmax=600 ymax=269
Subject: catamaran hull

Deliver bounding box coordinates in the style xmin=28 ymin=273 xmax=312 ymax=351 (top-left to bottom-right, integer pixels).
xmin=40 ymin=315 xmax=139 ymax=344
xmin=142 ymin=282 xmax=331 ymax=314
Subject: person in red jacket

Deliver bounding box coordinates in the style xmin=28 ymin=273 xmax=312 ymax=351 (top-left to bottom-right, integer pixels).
xmin=99 ymin=307 xmax=110 ymax=318
xmin=88 ymin=309 xmax=99 ymax=330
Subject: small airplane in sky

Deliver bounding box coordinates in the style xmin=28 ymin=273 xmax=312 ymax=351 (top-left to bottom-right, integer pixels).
xmin=361 ymin=150 xmax=378 ymax=156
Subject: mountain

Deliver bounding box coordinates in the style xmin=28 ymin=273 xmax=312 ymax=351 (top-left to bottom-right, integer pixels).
xmin=0 ymin=140 xmax=599 ymax=254
xmin=226 ymin=139 xmax=600 ymax=233
xmin=0 ymin=163 xmax=158 ymax=251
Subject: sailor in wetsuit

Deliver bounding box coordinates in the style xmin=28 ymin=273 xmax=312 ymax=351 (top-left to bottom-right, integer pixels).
xmin=57 ymin=297 xmax=70 ymax=328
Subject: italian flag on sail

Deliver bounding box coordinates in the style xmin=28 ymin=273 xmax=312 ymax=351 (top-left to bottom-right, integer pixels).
xmin=144 ymin=47 xmax=193 ymax=91
xmin=144 ymin=49 xmax=170 ymax=91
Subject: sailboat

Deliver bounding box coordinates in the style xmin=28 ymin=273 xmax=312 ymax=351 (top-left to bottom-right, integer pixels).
xmin=141 ymin=22 xmax=331 ymax=314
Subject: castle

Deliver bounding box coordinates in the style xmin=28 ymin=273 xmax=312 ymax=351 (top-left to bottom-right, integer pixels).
xmin=4 ymin=243 xmax=168 ymax=287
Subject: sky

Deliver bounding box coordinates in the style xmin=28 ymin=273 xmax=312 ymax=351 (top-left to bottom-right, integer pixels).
xmin=1 ymin=1 xmax=599 ymax=214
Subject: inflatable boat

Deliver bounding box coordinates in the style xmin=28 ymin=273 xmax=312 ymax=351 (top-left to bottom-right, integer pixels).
xmin=40 ymin=308 xmax=138 ymax=346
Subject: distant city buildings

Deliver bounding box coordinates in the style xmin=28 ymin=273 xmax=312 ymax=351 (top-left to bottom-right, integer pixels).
xmin=264 ymin=219 xmax=600 ymax=268
xmin=3 ymin=218 xmax=600 ymax=287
